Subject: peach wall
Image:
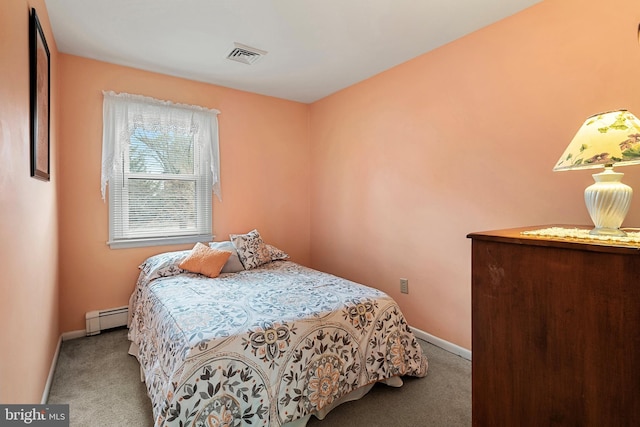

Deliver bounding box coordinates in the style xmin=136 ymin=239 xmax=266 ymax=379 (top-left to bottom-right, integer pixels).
xmin=4 ymin=0 xmax=638 ymax=401
xmin=309 ymin=0 xmax=640 ymax=350
xmin=0 ymin=0 xmax=59 ymax=403
xmin=58 ymin=55 xmax=310 ymax=332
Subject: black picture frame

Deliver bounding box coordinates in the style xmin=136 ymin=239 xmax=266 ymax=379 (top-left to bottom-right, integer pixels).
xmin=29 ymin=8 xmax=50 ymax=181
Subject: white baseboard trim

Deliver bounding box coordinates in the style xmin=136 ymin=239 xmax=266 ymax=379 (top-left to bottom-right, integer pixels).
xmin=41 ymin=335 xmax=62 ymax=404
xmin=61 ymin=330 xmax=86 ymax=341
xmin=41 ymin=330 xmax=86 ymax=403
xmin=410 ymin=326 xmax=472 ymax=361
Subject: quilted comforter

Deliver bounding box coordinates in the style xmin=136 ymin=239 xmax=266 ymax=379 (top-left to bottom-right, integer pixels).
xmin=128 ymin=252 xmax=428 ymax=427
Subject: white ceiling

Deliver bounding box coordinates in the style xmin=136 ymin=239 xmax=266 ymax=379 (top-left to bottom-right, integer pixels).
xmin=44 ymin=0 xmax=541 ymax=104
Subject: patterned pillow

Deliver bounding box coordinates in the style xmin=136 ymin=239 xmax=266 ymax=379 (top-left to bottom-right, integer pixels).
xmin=138 ymin=250 xmax=190 ymax=282
xmin=209 ymin=241 xmax=245 ymax=273
xmin=267 ymin=244 xmax=289 ymax=261
xmin=230 ymin=229 xmax=272 ymax=270
xmin=178 ymin=242 xmax=232 ymax=278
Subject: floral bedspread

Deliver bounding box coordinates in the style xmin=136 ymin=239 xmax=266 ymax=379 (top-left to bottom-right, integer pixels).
xmin=129 ymin=253 xmax=428 ymax=427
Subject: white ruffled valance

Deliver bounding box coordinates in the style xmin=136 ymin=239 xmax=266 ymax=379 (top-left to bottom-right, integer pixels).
xmin=101 ymin=91 xmax=221 ymax=201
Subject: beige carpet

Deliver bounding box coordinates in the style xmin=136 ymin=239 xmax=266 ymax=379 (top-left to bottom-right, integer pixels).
xmin=48 ymin=328 xmax=470 ymax=426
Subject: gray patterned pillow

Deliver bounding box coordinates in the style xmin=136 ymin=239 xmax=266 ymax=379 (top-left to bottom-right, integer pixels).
xmin=230 ymin=229 xmax=271 ymax=270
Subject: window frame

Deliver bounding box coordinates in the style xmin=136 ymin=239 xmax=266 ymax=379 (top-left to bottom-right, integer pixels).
xmin=104 ymin=94 xmax=217 ymax=249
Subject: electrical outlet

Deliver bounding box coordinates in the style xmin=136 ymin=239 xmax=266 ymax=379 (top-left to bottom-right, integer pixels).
xmin=400 ymin=278 xmax=409 ymax=294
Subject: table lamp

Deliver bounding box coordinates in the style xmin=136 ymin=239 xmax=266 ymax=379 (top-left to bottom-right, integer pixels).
xmin=554 ymin=110 xmax=640 ymax=236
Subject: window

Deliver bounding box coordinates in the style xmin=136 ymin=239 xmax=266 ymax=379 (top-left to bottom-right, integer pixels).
xmin=101 ymin=92 xmax=221 ymax=248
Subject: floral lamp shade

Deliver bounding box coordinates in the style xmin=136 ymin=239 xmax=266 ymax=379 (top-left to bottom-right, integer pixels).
xmin=554 ymin=110 xmax=640 ymax=171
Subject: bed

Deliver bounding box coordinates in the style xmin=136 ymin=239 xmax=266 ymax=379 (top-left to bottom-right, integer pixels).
xmin=128 ymin=232 xmax=428 ymax=427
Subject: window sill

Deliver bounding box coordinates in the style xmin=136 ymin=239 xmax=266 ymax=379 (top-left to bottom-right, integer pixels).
xmin=107 ymin=234 xmax=214 ymax=249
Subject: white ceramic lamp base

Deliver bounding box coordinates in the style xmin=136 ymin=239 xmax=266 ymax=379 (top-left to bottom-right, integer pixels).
xmin=584 ymin=167 xmax=632 ymax=236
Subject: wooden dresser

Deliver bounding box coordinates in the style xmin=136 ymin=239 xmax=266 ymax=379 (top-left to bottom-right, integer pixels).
xmin=468 ymin=226 xmax=640 ymax=426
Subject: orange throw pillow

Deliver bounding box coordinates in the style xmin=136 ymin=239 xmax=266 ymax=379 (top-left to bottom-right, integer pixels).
xmin=179 ymin=242 xmax=232 ymax=278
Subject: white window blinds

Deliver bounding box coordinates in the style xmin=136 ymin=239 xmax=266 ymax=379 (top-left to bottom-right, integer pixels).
xmin=101 ymin=91 xmax=221 ymax=248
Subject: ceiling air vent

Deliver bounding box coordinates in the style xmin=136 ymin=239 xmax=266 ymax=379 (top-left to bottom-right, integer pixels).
xmin=226 ymin=43 xmax=267 ymax=65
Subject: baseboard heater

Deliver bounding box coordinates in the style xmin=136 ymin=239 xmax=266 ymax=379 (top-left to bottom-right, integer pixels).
xmin=85 ymin=306 xmax=128 ymax=336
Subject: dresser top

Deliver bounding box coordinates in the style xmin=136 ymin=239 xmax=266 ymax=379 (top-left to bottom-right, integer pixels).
xmin=467 ymin=225 xmax=640 ymax=255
